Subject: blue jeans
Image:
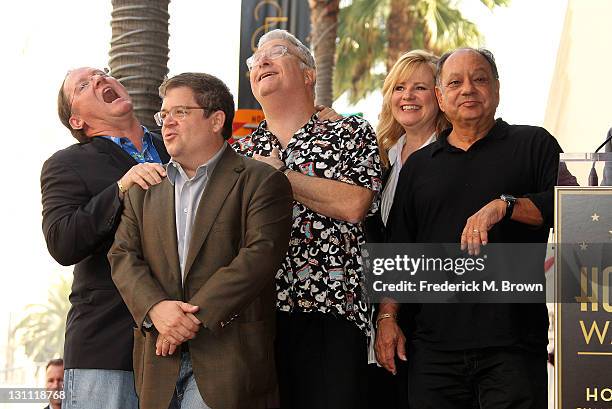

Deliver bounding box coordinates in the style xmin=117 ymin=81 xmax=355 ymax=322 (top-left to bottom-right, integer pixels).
xmin=62 ymin=368 xmax=138 ymax=409
xmin=169 ymin=352 xmax=211 ymax=409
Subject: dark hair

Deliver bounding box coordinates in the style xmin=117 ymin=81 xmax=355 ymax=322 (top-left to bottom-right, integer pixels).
xmin=159 ymin=73 xmax=235 ymax=140
xmin=436 ymin=48 xmax=499 ymax=86
xmin=46 ymin=358 xmax=64 ymax=371
xmin=57 ymin=74 xmax=88 ymax=143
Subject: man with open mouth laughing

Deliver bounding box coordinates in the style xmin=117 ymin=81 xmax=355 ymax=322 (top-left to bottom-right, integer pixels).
xmin=41 ymin=67 xmax=170 ymax=409
xmin=234 ymin=30 xmax=382 ymax=409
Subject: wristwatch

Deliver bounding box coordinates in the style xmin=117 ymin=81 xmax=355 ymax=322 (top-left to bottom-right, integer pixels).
xmin=500 ymin=194 xmax=517 ymax=221
xmin=117 ymin=179 xmax=128 ymax=194
xmin=278 ymin=164 xmax=291 ymax=175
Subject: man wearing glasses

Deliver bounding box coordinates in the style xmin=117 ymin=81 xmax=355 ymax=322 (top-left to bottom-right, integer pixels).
xmin=109 ymin=72 xmax=293 ymax=409
xmin=234 ymin=30 xmax=382 ymax=409
xmin=41 ymin=67 xmax=169 ymax=409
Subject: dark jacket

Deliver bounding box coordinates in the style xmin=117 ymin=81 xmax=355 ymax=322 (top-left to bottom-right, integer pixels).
xmin=40 ymin=135 xmax=169 ymax=370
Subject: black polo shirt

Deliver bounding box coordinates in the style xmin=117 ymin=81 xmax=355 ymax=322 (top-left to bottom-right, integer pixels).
xmin=387 ymin=119 xmax=562 ymax=350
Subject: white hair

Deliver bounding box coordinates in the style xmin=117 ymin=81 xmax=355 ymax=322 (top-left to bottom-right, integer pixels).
xmin=258 ymin=29 xmax=316 ymax=69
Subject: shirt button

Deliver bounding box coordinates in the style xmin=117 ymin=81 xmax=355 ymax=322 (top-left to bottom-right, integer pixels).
xmin=183 ymin=208 xmax=188 ymax=213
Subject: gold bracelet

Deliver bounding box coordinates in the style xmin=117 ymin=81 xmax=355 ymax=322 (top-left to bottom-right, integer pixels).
xmin=117 ymin=179 xmax=128 ymax=194
xmin=376 ymin=313 xmax=397 ymax=327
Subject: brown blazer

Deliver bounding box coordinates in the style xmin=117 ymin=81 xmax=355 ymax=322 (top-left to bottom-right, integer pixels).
xmin=109 ymin=148 xmax=292 ymax=409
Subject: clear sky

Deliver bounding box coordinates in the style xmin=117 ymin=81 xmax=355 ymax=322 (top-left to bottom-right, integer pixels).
xmin=0 ymin=0 xmax=568 ymax=392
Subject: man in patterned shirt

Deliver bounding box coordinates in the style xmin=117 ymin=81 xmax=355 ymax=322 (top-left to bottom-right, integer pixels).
xmin=233 ymin=29 xmax=382 ymax=409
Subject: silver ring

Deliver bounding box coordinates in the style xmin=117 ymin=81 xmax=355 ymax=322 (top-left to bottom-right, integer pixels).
xmin=472 ymin=229 xmax=480 ymax=233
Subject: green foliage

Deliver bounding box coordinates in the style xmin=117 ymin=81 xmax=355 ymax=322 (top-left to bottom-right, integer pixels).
xmin=479 ymin=0 xmax=511 ymax=9
xmin=335 ymin=0 xmax=388 ymax=102
xmin=335 ymin=0 xmax=509 ymax=104
xmin=424 ymin=1 xmax=483 ymax=55
xmin=14 ymin=275 xmax=71 ymax=363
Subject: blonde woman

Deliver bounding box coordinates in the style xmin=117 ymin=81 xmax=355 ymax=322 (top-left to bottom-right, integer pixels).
xmin=371 ymin=50 xmax=449 ymax=238
xmin=369 ymin=50 xmax=448 ymax=408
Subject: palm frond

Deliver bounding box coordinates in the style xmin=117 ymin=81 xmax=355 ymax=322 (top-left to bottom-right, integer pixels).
xmin=13 ymin=275 xmax=71 ymax=363
xmin=479 ymin=0 xmax=511 ymax=10
xmin=333 ymin=0 xmax=508 ymax=103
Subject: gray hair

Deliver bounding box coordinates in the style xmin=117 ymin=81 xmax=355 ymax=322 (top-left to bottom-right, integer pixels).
xmin=258 ymin=29 xmax=316 ymax=70
xmin=436 ymin=47 xmax=499 ymax=86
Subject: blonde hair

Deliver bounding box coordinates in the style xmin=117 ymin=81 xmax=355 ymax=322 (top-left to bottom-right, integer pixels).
xmin=376 ymin=50 xmax=449 ymax=168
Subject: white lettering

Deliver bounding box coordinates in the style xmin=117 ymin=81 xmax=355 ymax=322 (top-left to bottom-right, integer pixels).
xmin=483 ymin=281 xmax=497 ymax=291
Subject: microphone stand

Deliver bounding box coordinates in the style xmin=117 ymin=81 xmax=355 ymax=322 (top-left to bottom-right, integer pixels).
xmin=588 ymin=128 xmax=612 ymax=186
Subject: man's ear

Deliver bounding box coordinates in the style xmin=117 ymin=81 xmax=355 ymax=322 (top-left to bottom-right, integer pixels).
xmin=304 ymin=68 xmax=316 ymax=87
xmin=490 ymin=79 xmax=501 ymax=110
xmin=69 ymin=115 xmax=84 ymax=130
xmin=435 ymin=86 xmax=445 ymax=112
xmin=211 ymin=111 xmax=226 ymax=134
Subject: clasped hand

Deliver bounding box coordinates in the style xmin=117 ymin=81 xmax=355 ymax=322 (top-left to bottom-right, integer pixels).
xmin=149 ymin=300 xmax=201 ymax=356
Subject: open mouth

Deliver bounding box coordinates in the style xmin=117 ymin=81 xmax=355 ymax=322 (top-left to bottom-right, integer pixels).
xmin=259 ymin=72 xmax=276 ymax=81
xmin=102 ymin=87 xmax=120 ymax=103
xmin=401 ymin=105 xmax=420 ymax=111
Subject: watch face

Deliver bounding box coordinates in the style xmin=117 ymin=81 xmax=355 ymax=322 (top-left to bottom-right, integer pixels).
xmin=501 ymin=194 xmax=516 ymax=203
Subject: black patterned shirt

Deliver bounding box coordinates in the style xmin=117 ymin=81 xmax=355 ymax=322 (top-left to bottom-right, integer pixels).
xmin=233 ymin=114 xmax=382 ymax=334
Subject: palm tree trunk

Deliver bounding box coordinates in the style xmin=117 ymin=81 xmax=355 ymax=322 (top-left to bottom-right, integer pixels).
xmin=109 ymin=0 xmax=170 ymax=130
xmin=386 ymin=0 xmax=416 ymax=73
xmin=309 ymin=0 xmax=340 ymax=107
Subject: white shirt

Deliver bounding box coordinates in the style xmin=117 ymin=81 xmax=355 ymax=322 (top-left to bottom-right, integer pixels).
xmin=380 ymin=133 xmax=436 ymax=225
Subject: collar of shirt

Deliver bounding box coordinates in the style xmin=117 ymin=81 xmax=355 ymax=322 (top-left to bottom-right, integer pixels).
xmin=99 ymin=126 xmax=161 ymax=163
xmin=166 ymin=142 xmax=227 ymax=185
xmin=432 ymin=118 xmax=508 ymax=157
xmin=254 ymin=112 xmax=319 ymax=153
xmin=388 ymin=132 xmax=437 ymax=167
xmin=388 ymin=134 xmax=406 ymax=167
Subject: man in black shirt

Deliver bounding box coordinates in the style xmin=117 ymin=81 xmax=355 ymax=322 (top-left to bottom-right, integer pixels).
xmin=380 ymin=48 xmax=562 ymax=408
